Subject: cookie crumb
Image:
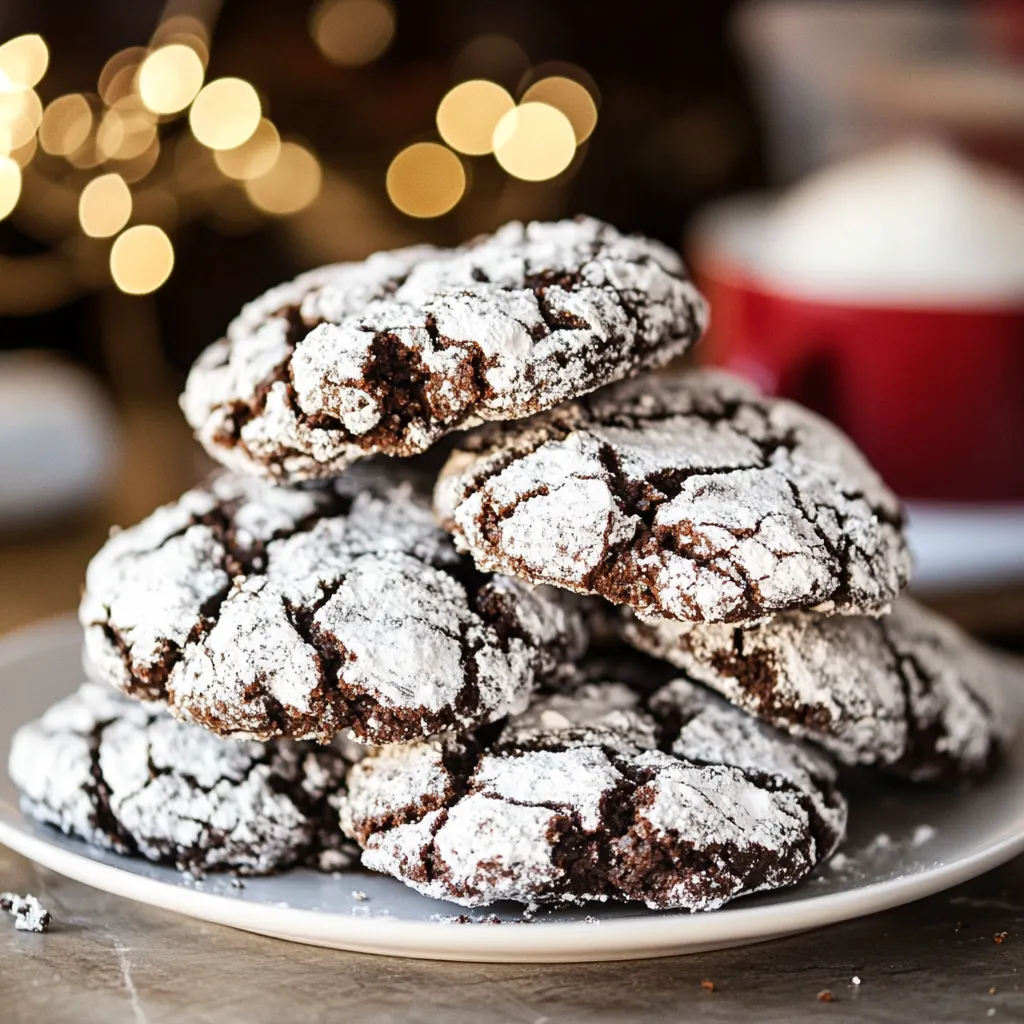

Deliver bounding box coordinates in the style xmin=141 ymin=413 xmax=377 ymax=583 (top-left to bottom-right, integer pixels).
xmin=0 ymin=893 xmax=51 ymax=933
xmin=995 ymin=932 xmax=1008 ymax=944
xmin=700 ymin=980 xmax=715 ymax=993
xmin=989 ymin=986 xmax=997 ymax=995
xmin=817 ymin=990 xmax=835 ymax=1003
xmin=987 ymin=1009 xmax=996 ymax=1018
xmin=851 ymin=976 xmax=862 ymax=986
xmin=351 ymin=890 xmax=368 ymax=902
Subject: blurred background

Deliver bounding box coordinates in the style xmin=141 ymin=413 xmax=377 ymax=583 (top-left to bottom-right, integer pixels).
xmin=0 ymin=0 xmax=1022 ymax=644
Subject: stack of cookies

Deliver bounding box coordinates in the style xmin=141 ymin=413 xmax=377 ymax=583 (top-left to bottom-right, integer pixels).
xmin=10 ymin=218 xmax=1020 ymax=911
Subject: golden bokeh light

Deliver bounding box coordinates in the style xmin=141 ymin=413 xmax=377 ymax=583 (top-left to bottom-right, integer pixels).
xmin=138 ymin=44 xmax=204 ymax=115
xmin=189 ymin=78 xmax=260 ymax=150
xmin=310 ymin=0 xmax=395 ymax=67
xmin=0 ymin=35 xmax=48 ymax=88
xmin=493 ymin=102 xmax=576 ymax=181
xmin=0 ymin=120 xmax=9 ymax=156
xmin=110 ymin=224 xmax=174 ymax=294
xmin=78 ymin=173 xmax=132 ymax=237
xmin=0 ymin=156 xmax=22 ymax=219
xmin=65 ymin=115 xmax=105 ymax=169
xmin=0 ymin=82 xmax=43 ymax=150
xmin=436 ymin=80 xmax=514 ymax=156
xmin=97 ymin=99 xmax=157 ymax=161
xmin=520 ymin=61 xmax=600 ymax=106
xmin=9 ymin=132 xmax=36 ymax=167
xmin=521 ymin=76 xmax=597 ymax=144
xmin=386 ymin=141 xmax=465 ymax=218
xmin=214 ymin=118 xmax=280 ymax=179
xmin=98 ymin=48 xmax=146 ymax=105
xmin=244 ymin=141 xmax=322 ymax=214
xmin=96 ymin=109 xmax=124 ymax=159
xmin=39 ymin=94 xmax=93 ymax=156
xmin=152 ymin=15 xmax=210 ymax=66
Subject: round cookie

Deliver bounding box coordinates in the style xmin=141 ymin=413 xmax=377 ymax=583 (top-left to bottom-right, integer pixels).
xmin=182 ymin=218 xmax=708 ymax=482
xmin=623 ymin=597 xmax=1016 ymax=781
xmin=435 ymin=369 xmax=911 ymax=626
xmin=80 ymin=471 xmax=585 ymax=745
xmin=9 ymin=682 xmax=355 ymax=875
xmin=339 ymin=672 xmax=847 ymax=910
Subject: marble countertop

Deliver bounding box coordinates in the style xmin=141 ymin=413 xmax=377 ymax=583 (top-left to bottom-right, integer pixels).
xmin=2 ymin=843 xmax=1022 ymax=1024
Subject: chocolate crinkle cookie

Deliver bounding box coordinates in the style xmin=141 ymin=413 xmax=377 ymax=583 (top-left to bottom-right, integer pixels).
xmin=8 ymin=683 xmax=356 ymax=876
xmin=80 ymin=470 xmax=585 ymax=744
xmin=338 ymin=672 xmax=846 ymax=910
xmin=436 ymin=369 xmax=911 ymax=626
xmin=624 ymin=597 xmax=1017 ymax=781
xmin=181 ymin=218 xmax=708 ymax=482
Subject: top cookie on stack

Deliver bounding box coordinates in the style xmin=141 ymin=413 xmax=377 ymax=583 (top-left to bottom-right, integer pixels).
xmin=182 ymin=217 xmax=708 ymax=483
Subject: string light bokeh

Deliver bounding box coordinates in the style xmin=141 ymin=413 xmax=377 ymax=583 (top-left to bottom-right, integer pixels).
xmin=0 ymin=10 xmax=332 ymax=307
xmin=310 ymin=0 xmax=396 ymax=67
xmin=110 ymin=224 xmax=174 ymax=294
xmin=387 ymin=142 xmax=466 ymax=218
xmin=399 ymin=46 xmax=601 ymax=217
xmin=0 ymin=4 xmax=607 ymax=321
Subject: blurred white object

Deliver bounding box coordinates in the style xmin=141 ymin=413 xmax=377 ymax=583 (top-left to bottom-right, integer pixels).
xmin=759 ymin=141 xmax=1024 ymax=304
xmin=0 ymin=353 xmax=118 ymax=530
xmin=906 ymin=503 xmax=1024 ymax=594
xmin=735 ymin=1 xmax=1024 ymax=182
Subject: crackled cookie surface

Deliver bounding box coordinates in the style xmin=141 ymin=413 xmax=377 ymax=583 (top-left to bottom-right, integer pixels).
xmin=339 ymin=672 xmax=846 ymax=909
xmin=436 ymin=370 xmax=911 ymax=626
xmin=182 ymin=218 xmax=707 ymax=482
xmin=80 ymin=471 xmax=583 ymax=744
xmin=9 ymin=683 xmax=355 ymax=875
xmin=624 ymin=598 xmax=1015 ymax=780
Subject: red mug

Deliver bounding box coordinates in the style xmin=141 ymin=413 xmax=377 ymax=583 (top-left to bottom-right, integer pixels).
xmin=694 ymin=250 xmax=1024 ymax=502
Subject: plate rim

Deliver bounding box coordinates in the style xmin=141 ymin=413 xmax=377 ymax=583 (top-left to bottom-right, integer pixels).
xmin=2 ymin=614 xmax=1023 ymax=963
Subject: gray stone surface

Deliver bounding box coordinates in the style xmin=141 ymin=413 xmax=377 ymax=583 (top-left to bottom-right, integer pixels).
xmin=1 ymin=845 xmax=1022 ymax=1023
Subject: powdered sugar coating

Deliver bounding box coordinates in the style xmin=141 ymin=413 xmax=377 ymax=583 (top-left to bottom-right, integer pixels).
xmin=80 ymin=471 xmax=584 ymax=744
xmin=182 ymin=218 xmax=708 ymax=482
xmin=436 ymin=369 xmax=910 ymax=626
xmin=180 ymin=246 xmax=441 ymax=480
xmin=0 ymin=893 xmax=51 ymax=933
xmin=627 ymin=598 xmax=1016 ymax=779
xmin=8 ymin=682 xmax=355 ymax=875
xmin=339 ymin=674 xmax=846 ymax=909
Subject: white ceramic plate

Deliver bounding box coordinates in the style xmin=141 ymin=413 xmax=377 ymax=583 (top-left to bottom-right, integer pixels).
xmin=2 ymin=617 xmax=1024 ymax=963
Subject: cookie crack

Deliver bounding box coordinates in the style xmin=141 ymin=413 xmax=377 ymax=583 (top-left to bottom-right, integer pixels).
xmin=875 ymin=621 xmax=992 ymax=780
xmin=85 ymin=719 xmax=140 ymax=857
